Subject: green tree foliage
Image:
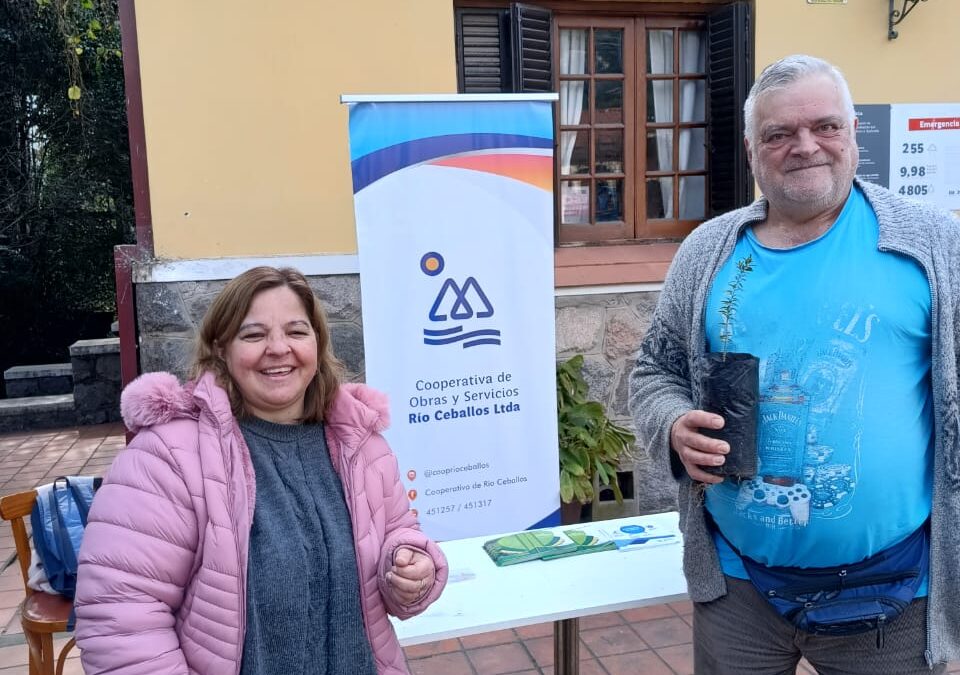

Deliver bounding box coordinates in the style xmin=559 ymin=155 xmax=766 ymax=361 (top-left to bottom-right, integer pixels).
xmin=0 ymin=0 xmax=132 ymax=391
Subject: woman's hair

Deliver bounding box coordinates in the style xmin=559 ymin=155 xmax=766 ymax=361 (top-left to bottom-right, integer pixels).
xmin=743 ymin=54 xmax=855 ymax=146
xmin=190 ymin=266 xmax=343 ymax=423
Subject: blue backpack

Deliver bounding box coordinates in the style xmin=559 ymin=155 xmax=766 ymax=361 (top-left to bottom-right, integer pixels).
xmin=30 ymin=476 xmax=102 ymax=600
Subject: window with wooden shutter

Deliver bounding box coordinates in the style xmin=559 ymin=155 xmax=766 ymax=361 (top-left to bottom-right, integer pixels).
xmin=455 ymin=2 xmax=754 ymax=257
xmin=511 ymin=4 xmax=553 ymax=93
xmin=455 ymin=5 xmax=553 ymax=94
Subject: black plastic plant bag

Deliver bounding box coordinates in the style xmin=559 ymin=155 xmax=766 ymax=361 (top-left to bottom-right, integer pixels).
xmin=699 ymin=352 xmax=759 ymax=479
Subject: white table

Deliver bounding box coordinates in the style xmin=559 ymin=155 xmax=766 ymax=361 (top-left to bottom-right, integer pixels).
xmin=392 ymin=512 xmax=688 ymax=675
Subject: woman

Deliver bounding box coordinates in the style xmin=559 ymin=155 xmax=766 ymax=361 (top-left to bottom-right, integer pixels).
xmin=75 ymin=266 xmax=448 ymax=674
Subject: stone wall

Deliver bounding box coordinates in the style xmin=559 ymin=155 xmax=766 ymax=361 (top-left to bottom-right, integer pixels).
xmin=135 ymin=277 xmax=366 ymax=381
xmin=3 ymin=363 xmax=72 ymax=397
xmin=0 ymin=340 xmax=121 ymax=432
xmin=70 ymin=338 xmax=122 ymax=425
xmin=555 ymin=291 xmax=678 ymax=519
xmin=136 ymin=275 xmax=677 ymax=517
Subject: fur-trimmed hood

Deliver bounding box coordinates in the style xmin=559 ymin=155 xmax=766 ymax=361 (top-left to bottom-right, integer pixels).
xmin=120 ymin=372 xmax=198 ymax=433
xmin=121 ymin=371 xmax=391 ymax=439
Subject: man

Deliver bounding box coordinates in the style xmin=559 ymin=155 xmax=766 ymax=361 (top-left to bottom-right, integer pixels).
xmin=629 ymin=54 xmax=960 ymax=674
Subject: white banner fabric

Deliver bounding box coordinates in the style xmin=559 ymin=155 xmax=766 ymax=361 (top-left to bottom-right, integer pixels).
xmin=346 ymin=97 xmax=560 ymax=540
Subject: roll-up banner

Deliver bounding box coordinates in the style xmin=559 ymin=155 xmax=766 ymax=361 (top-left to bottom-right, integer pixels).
xmin=342 ymin=94 xmax=560 ymax=541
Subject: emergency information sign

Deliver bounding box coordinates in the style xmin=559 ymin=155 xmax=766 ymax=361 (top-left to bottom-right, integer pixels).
xmin=855 ymin=103 xmax=960 ymax=214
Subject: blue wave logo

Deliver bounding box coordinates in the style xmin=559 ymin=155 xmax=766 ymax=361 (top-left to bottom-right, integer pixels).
xmin=420 ymin=252 xmax=501 ymax=349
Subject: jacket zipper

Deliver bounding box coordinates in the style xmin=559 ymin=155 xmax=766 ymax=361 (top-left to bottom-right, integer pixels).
xmin=234 ymin=443 xmax=248 ymax=675
xmin=203 ymin=406 xmax=248 ymax=675
xmin=335 ymin=429 xmax=376 ymax=641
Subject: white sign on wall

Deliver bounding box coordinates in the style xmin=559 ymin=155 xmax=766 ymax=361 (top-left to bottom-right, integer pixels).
xmin=856 ymin=102 xmax=960 ymax=214
xmin=888 ymin=103 xmax=960 ymax=212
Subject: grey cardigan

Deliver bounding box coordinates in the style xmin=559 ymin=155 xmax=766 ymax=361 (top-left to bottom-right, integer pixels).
xmin=628 ymin=179 xmax=960 ymax=666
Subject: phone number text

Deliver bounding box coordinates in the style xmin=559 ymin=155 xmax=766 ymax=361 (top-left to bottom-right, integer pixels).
xmin=425 ymin=499 xmax=494 ymax=516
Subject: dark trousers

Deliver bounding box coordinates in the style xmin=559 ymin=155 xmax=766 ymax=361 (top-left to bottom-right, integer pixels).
xmin=693 ymin=576 xmax=944 ymax=675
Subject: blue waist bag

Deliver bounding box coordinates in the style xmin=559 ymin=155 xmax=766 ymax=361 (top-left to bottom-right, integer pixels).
xmin=734 ymin=525 xmax=928 ymax=647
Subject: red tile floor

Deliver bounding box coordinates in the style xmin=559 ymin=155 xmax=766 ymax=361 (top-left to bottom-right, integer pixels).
xmin=0 ymin=424 xmax=958 ymax=674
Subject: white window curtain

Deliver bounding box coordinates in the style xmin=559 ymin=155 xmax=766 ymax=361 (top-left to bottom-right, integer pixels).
xmin=559 ymin=30 xmax=587 ymax=173
xmin=649 ymin=30 xmax=707 ymax=219
xmin=679 ymin=31 xmax=706 ymax=219
xmin=647 ymin=30 xmax=674 ymax=218
xmin=559 ymin=29 xmax=588 ymax=224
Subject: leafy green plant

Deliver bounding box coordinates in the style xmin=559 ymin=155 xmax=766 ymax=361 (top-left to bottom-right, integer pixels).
xmin=35 ymin=0 xmax=123 ymax=112
xmin=717 ymin=254 xmax=754 ymax=360
xmin=557 ymin=355 xmax=636 ymax=505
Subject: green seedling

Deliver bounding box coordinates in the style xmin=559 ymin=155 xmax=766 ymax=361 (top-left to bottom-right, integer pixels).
xmin=718 ymin=255 xmax=754 ymax=361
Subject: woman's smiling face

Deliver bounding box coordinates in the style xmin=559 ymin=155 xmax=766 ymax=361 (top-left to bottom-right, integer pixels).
xmin=222 ymin=285 xmax=318 ymax=424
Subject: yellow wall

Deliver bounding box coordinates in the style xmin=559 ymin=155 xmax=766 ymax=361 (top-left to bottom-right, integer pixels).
xmin=755 ymin=0 xmax=960 ymax=104
xmin=136 ymin=0 xmax=958 ymax=260
xmin=135 ymin=1 xmax=456 ymax=258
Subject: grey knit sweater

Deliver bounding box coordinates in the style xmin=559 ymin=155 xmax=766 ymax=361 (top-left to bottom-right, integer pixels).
xmin=629 ymin=179 xmax=960 ymax=666
xmin=238 ymin=417 xmax=377 ymax=675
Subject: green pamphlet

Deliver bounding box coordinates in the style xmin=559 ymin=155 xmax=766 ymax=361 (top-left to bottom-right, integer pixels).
xmin=482 ymin=521 xmax=680 ymax=566
xmin=540 ymin=528 xmax=617 ymax=559
xmin=482 ymin=529 xmax=579 ymax=566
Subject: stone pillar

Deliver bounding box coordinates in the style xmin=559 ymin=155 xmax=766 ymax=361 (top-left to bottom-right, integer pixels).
xmin=70 ymin=338 xmax=122 ymax=425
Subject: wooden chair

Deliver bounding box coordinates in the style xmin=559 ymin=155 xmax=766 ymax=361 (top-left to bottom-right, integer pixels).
xmin=0 ymin=490 xmax=76 ymax=675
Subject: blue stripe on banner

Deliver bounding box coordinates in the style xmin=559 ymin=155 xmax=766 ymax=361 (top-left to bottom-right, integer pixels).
xmin=462 ymin=338 xmax=502 ymax=349
xmin=351 ymin=133 xmax=552 ymax=193
xmin=347 ymin=100 xmax=554 ymax=160
xmin=422 ymin=328 xmax=501 ymax=346
xmin=422 ymin=326 xmax=464 ymax=336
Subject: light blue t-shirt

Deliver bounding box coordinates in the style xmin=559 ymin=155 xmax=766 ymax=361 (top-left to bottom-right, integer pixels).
xmin=704 ymin=186 xmax=933 ymax=582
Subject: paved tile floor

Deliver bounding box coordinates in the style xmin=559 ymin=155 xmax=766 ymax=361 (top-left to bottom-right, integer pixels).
xmin=0 ymin=423 xmax=957 ymax=674
xmin=0 ymin=423 xmax=127 ymax=674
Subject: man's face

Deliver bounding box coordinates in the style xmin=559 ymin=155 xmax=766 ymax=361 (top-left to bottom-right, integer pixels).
xmin=746 ymin=74 xmax=859 ymax=214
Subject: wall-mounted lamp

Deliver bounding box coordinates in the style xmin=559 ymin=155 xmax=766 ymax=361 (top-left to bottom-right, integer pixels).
xmin=889 ymin=0 xmax=929 ymax=40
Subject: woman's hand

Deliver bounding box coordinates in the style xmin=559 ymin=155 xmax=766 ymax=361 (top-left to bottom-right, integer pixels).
xmin=386 ymin=545 xmax=436 ymax=605
xmin=670 ymin=409 xmax=728 ymax=484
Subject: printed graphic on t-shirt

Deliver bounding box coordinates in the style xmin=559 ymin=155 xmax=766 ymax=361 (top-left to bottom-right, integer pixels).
xmin=703 ymin=187 xmax=932 ymax=567
xmin=728 ymin=321 xmax=867 ymax=529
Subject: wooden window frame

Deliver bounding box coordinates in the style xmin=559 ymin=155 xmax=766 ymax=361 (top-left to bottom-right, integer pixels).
xmin=454 ymin=2 xmax=753 ymax=287
xmin=641 ymin=17 xmax=709 ymax=239
xmin=555 ymin=17 xmax=635 ymax=244
xmin=555 ymin=15 xmax=708 ymax=246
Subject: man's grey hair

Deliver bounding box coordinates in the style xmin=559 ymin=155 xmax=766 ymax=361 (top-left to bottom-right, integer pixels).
xmin=743 ymin=54 xmax=855 ymax=145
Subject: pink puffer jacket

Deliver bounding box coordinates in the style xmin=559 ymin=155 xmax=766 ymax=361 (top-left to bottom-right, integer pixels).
xmin=75 ymin=371 xmax=448 ymax=675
